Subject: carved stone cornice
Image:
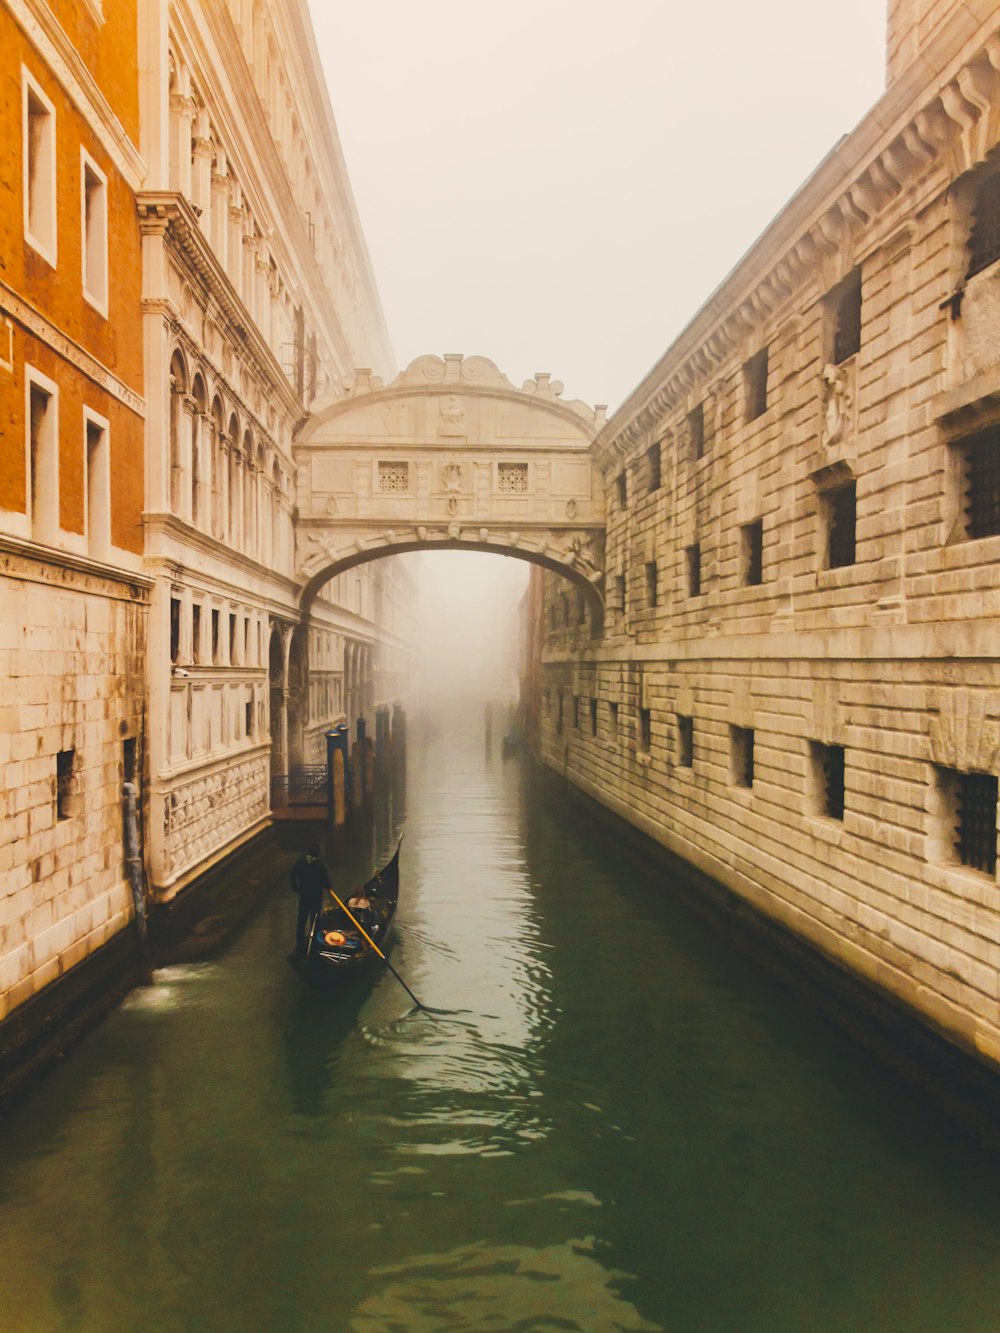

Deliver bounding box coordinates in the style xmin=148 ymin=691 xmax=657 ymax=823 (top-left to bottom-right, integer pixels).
xmin=595 ymin=16 xmax=1000 ymax=469
xmin=8 ymin=0 xmax=145 ymax=189
xmin=138 ymin=191 xmax=302 ymax=420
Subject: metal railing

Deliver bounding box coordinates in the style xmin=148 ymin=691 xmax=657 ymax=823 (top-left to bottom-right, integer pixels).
xmin=271 ymin=765 xmax=328 ymax=807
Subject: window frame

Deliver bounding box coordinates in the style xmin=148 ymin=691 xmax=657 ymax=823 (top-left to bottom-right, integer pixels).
xmin=25 ymin=364 xmax=60 ymax=545
xmin=80 ymin=148 xmax=109 ymax=317
xmin=22 ymin=67 xmax=57 ymax=267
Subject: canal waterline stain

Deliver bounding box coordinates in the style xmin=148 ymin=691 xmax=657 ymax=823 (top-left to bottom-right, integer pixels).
xmin=2 ymin=704 xmax=1000 ymax=1331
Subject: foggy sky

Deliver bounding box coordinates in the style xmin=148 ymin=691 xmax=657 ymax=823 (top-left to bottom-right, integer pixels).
xmin=307 ymin=0 xmax=886 ymax=413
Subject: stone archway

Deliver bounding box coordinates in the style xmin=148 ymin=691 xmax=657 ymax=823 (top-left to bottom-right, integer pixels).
xmin=293 ymin=354 xmax=607 ymax=625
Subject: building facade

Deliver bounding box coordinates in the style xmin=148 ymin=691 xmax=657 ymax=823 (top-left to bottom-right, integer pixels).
xmin=137 ymin=0 xmax=399 ymax=900
xmin=0 ymin=0 xmax=148 ymax=1019
xmin=533 ymin=0 xmax=1000 ymax=1072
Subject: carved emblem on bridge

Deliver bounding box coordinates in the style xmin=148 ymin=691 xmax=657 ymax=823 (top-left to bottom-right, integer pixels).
xmin=294 ymin=355 xmax=608 ymax=617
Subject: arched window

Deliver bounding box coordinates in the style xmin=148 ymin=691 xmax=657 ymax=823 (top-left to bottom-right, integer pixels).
xmin=168 ymin=349 xmax=188 ymax=515
xmin=243 ymin=431 xmax=255 ymax=555
xmin=190 ymin=373 xmax=207 ymax=528
xmin=228 ymin=414 xmax=242 ymax=548
xmin=211 ymin=395 xmax=225 ymax=538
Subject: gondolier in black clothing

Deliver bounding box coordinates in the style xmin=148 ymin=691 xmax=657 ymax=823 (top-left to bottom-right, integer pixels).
xmin=289 ymin=843 xmax=331 ymax=957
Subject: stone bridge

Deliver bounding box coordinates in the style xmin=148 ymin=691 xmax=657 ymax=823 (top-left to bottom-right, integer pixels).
xmin=293 ymin=354 xmax=607 ymax=621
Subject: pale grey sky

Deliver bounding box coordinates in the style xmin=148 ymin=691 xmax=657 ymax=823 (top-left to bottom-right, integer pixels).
xmin=308 ymin=0 xmax=887 ymax=414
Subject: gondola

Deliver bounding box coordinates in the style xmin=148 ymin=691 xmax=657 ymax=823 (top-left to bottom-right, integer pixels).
xmin=288 ymin=840 xmax=401 ymax=987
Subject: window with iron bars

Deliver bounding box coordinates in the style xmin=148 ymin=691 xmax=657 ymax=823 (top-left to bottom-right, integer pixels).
xmin=959 ymin=426 xmax=1000 ymax=540
xmin=938 ymin=768 xmax=998 ymax=875
xmin=811 ymin=742 xmax=845 ymax=820
xmin=826 ymin=482 xmax=856 ymax=568
xmin=967 ymin=173 xmax=1000 ymax=280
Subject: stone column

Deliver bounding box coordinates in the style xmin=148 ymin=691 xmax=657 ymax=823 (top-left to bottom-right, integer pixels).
xmin=168 ymin=90 xmax=195 ymax=198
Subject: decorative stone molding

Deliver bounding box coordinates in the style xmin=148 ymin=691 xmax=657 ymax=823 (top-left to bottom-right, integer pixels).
xmin=163 ymin=754 xmax=269 ymax=878
xmin=595 ymin=22 xmax=1000 ymax=470
xmin=928 ymin=689 xmax=1000 ymax=773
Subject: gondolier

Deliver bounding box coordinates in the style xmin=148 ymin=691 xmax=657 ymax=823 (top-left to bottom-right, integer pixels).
xmin=289 ymin=843 xmax=331 ymax=957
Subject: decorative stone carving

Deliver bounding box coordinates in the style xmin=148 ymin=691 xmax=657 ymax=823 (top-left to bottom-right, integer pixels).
xmin=439 ymin=395 xmax=466 ymax=436
xmin=928 ymin=689 xmax=1000 ymax=772
xmin=821 ymin=362 xmax=854 ymax=449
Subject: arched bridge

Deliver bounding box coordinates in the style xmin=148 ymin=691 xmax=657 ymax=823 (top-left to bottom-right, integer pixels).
xmin=294 ymin=354 xmax=607 ymax=619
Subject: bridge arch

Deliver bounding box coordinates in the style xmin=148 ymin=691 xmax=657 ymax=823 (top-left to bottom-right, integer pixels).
xmin=293 ymin=354 xmax=608 ymax=625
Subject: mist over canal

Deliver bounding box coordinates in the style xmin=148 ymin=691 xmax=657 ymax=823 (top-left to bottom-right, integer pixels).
xmin=3 ymin=558 xmax=1000 ymax=1330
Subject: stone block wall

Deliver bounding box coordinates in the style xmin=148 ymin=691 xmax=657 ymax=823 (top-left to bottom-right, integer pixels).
xmin=534 ymin=9 xmax=1000 ymax=1071
xmin=0 ymin=553 xmax=147 ymax=1022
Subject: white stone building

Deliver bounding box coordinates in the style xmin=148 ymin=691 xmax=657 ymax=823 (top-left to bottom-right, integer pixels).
xmin=136 ymin=0 xmax=402 ymax=900
xmin=533 ymin=0 xmax=1000 ymax=1073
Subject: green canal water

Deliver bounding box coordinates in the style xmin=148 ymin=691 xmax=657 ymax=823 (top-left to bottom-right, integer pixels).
xmin=3 ymin=705 xmax=1000 ymax=1331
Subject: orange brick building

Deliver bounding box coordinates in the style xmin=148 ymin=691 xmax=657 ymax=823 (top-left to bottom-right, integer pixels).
xmin=0 ymin=0 xmax=148 ymax=1026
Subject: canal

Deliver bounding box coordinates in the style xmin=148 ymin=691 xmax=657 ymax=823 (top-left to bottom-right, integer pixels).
xmin=3 ymin=701 xmax=1000 ymax=1332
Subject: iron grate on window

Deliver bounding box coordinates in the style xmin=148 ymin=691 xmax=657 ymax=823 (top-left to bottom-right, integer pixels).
xmin=688 ymin=403 xmax=705 ymax=460
xmin=967 ymin=174 xmax=1000 ymax=280
xmin=963 ymin=427 xmax=1000 ymax=540
xmin=378 ymin=461 xmax=409 ymax=492
xmin=956 ymin=772 xmax=998 ymax=875
xmin=827 ymin=482 xmax=857 ymax=568
xmin=647 ymin=441 xmax=662 ymax=492
xmin=497 ymin=462 xmax=529 ymax=493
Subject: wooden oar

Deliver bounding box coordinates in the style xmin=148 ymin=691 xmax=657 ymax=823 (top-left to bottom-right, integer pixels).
xmin=326 ymin=886 xmax=426 ymax=1011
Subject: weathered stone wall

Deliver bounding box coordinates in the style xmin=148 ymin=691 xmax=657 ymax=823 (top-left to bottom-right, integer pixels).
xmin=0 ymin=551 xmax=147 ymax=1021
xmin=535 ymin=6 xmax=1000 ymax=1071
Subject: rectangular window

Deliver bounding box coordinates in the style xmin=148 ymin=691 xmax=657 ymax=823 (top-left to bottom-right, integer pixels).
xmin=731 ymin=726 xmax=754 ymax=788
xmin=170 ymin=597 xmax=181 ymax=664
xmin=27 ymin=369 xmax=59 ymax=544
xmin=229 ymin=612 xmax=237 ymax=664
xmin=936 ymin=767 xmax=998 ymax=875
xmin=828 ymin=268 xmax=862 ymax=365
xmin=677 ymin=714 xmax=693 ymax=767
xmin=688 ymin=402 xmax=705 ymax=460
xmin=609 ymin=701 xmax=619 ymax=743
xmin=211 ymin=608 xmax=220 ymax=663
xmin=741 ymin=519 xmax=763 ymax=586
xmin=244 ymin=617 xmax=251 ymax=663
xmin=23 ymin=69 xmax=56 ymax=265
xmin=377 ymin=461 xmax=409 ymax=492
xmin=686 ymin=543 xmax=701 ymax=597
xmin=612 ymin=573 xmax=626 ymax=615
xmin=639 ymin=707 xmax=652 ymax=754
xmin=646 ymin=441 xmax=662 ymax=492
xmin=743 ymin=348 xmax=769 ymax=423
xmin=497 ymin=462 xmax=529 ymax=493
xmin=191 ymin=604 xmax=202 ymax=664
xmin=122 ymin=736 xmax=136 ymax=785
xmin=811 ymin=742 xmax=845 ymax=820
xmin=81 ymin=151 xmax=108 ymax=315
xmin=572 ymin=695 xmax=580 ymax=730
xmin=827 ymin=482 xmax=857 ymax=568
xmin=84 ymin=410 xmax=110 ymax=558
xmin=56 ymin=749 xmax=75 ymax=820
xmin=959 ymin=426 xmax=1000 ymax=540
xmin=645 ymin=560 xmax=658 ymax=608
xmin=967 ymin=172 xmax=1000 ymax=280
xmin=557 ymin=691 xmax=564 ymax=735
xmin=616 ymin=472 xmax=627 ymax=508
xmin=589 ymin=697 xmax=598 ymax=737
xmin=245 ymin=701 xmax=254 ymax=739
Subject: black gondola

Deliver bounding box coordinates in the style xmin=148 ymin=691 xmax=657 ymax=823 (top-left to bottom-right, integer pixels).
xmin=288 ymin=840 xmax=401 ymax=987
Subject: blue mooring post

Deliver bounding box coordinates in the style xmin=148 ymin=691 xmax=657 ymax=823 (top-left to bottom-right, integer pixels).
xmin=326 ymin=722 xmax=350 ymax=825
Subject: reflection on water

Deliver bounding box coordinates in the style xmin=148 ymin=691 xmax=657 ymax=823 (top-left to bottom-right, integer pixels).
xmin=2 ymin=702 xmax=1000 ymax=1332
